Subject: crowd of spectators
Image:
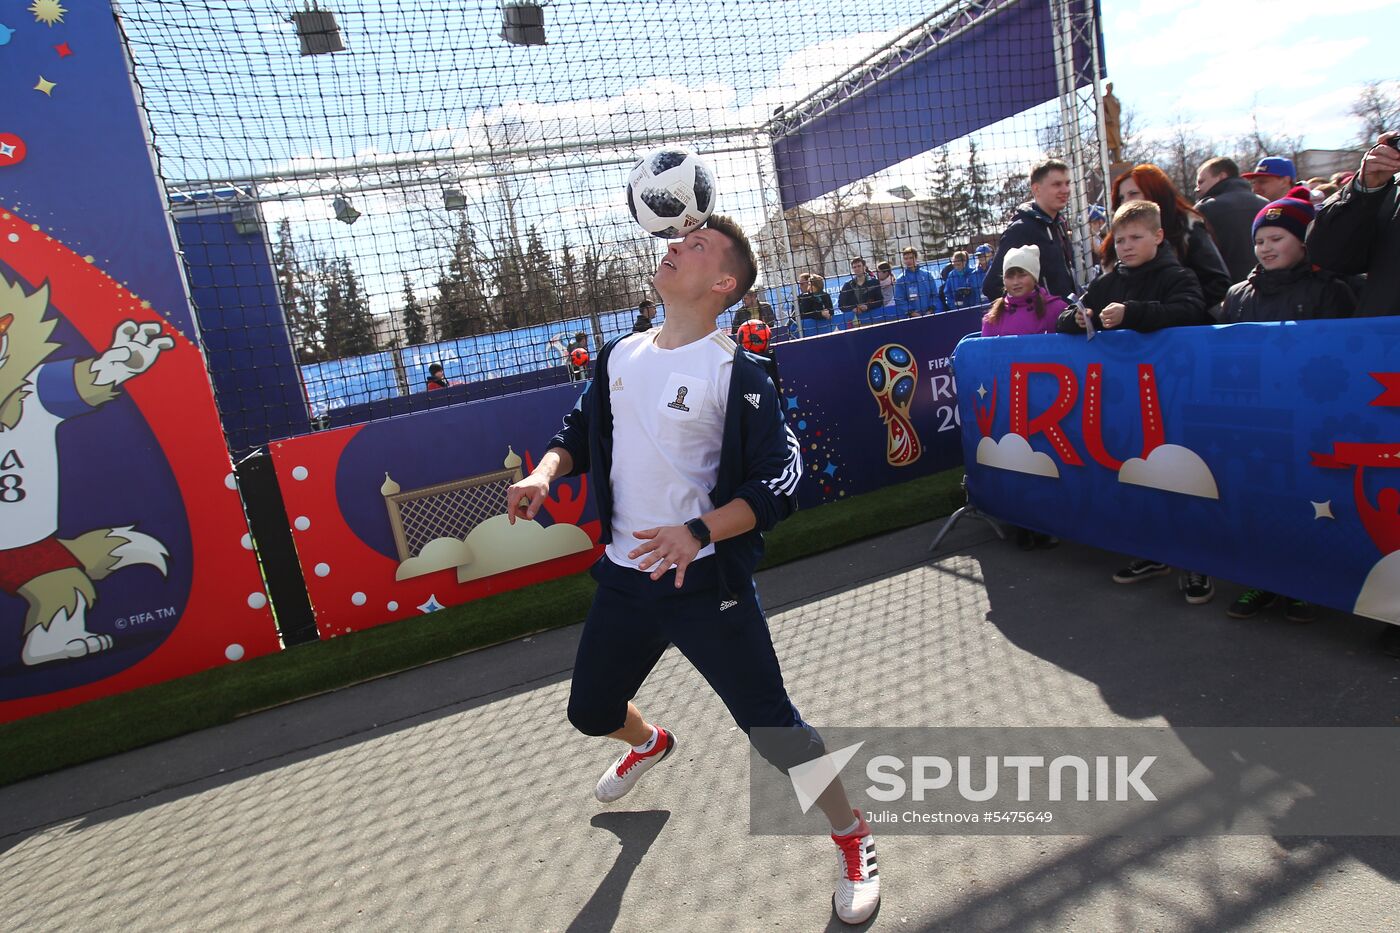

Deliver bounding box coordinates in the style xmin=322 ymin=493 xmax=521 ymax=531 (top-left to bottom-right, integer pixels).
xmin=981 ymin=139 xmax=1400 ymax=655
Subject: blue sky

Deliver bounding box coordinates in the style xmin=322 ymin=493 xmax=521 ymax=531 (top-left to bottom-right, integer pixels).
xmin=1101 ymin=0 xmax=1400 ymax=151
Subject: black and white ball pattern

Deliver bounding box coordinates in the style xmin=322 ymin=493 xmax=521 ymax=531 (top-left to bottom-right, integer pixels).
xmin=626 ymin=147 xmax=717 ymax=238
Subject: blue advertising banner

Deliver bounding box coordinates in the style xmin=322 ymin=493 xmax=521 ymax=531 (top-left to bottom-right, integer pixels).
xmin=955 ymin=320 xmax=1400 ymax=624
xmin=772 ymin=308 xmax=982 ymax=508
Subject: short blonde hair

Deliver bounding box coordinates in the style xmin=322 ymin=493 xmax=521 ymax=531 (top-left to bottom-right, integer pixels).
xmin=808 ymin=274 xmax=825 ymax=290
xmin=1113 ymin=199 xmax=1162 ymax=232
xmin=953 ymin=250 xmax=968 ymax=262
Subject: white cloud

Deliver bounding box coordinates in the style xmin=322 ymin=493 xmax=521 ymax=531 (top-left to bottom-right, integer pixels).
xmin=454 ymin=514 xmax=594 ymax=583
xmin=396 ymin=536 xmax=475 ymax=581
xmin=1355 ymin=551 xmax=1400 ymax=624
xmin=1118 ymin=444 xmax=1219 ymax=500
xmin=976 ymin=434 xmax=1060 ymax=478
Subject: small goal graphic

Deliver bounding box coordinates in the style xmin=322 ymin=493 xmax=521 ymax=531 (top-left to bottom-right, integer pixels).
xmin=380 ymin=449 xmax=524 ymax=562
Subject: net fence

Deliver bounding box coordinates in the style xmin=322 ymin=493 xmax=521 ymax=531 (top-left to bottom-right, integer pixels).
xmin=116 ymin=0 xmax=1106 ymax=448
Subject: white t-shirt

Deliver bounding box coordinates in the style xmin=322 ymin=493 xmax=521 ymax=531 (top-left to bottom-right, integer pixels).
xmin=0 ymin=364 xmax=66 ymax=550
xmin=603 ymin=329 xmax=735 ymax=570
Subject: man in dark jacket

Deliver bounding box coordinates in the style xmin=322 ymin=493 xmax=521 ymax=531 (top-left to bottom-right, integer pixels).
xmin=1307 ymin=132 xmax=1400 ymax=318
xmin=506 ymin=215 xmax=882 ymax=924
xmin=984 ymin=158 xmax=1077 ymax=301
xmin=837 ymin=257 xmax=884 ymax=321
xmin=1195 ymin=156 xmax=1268 ymax=283
xmin=632 ymin=298 xmax=657 ymax=332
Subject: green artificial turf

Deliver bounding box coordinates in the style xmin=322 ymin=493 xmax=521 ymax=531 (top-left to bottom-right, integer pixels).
xmin=0 ymin=467 xmax=964 ymax=786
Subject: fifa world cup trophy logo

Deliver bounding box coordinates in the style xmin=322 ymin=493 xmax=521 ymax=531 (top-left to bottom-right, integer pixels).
xmin=867 ymin=343 xmax=922 ymax=466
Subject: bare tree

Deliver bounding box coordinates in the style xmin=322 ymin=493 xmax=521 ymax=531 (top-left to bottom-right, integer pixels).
xmin=1351 ymin=80 xmax=1400 ymax=145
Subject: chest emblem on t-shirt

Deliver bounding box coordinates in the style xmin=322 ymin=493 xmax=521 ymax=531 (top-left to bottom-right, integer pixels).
xmin=744 ymin=393 xmax=761 ymax=409
xmin=667 ymin=386 xmax=691 ymax=411
xmin=611 ymin=376 xmax=624 ymax=391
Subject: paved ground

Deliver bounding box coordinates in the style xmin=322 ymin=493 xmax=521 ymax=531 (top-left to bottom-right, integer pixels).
xmin=1 ymin=520 xmax=1397 ymax=932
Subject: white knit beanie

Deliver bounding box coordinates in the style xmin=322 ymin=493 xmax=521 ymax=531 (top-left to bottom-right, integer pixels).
xmin=1002 ymin=244 xmax=1041 ymax=282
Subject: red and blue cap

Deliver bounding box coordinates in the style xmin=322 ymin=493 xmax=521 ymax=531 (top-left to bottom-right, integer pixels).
xmin=1242 ymin=156 xmax=1296 ymax=181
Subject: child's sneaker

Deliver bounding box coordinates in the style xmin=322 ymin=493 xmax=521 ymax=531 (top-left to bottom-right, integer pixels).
xmin=1113 ymin=559 xmax=1170 ymax=583
xmin=1285 ymin=599 xmax=1316 ymax=624
xmin=1181 ymin=572 xmax=1214 ymax=605
xmin=1227 ymin=589 xmax=1278 ymax=619
xmin=831 ymin=810 xmax=880 ymax=925
xmin=594 ymin=728 xmax=676 ymax=803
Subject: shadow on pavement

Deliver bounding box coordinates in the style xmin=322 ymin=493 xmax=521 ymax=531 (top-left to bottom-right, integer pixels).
xmin=565 ymin=810 xmax=671 ymax=933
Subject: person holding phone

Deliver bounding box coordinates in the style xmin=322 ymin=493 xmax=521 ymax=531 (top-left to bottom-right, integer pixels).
xmin=1307 ymin=132 xmax=1400 ymax=318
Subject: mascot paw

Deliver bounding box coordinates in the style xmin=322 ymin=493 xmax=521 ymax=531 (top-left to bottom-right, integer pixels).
xmin=21 ymin=619 xmax=114 ymax=666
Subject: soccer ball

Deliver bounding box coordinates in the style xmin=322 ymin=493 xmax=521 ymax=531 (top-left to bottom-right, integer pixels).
xmin=737 ymin=319 xmax=771 ymax=353
xmin=626 ymin=147 xmax=717 ymax=239
xmin=569 ymin=347 xmax=590 ymax=368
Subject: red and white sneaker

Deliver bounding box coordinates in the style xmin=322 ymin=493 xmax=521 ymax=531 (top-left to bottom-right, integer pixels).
xmin=593 ymin=728 xmax=676 ymax=803
xmin=832 ymin=810 xmax=880 ymax=925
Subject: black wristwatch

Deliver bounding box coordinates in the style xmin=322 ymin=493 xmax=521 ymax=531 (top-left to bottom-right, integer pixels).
xmin=685 ymin=518 xmax=712 ymax=548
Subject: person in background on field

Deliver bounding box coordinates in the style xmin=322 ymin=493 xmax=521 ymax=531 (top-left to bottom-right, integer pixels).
xmin=968 ymin=243 xmax=993 ymax=297
xmin=730 ymin=287 xmax=775 ymax=335
xmin=425 ymin=362 xmax=453 ymax=391
xmin=875 ymin=261 xmax=897 ymax=308
xmin=943 ymin=250 xmax=981 ymax=310
xmin=838 ymin=257 xmax=884 ymax=325
xmin=633 ymin=298 xmax=658 ymax=333
xmin=798 ymin=273 xmax=834 ymax=324
xmin=893 ymin=247 xmax=940 ymax=317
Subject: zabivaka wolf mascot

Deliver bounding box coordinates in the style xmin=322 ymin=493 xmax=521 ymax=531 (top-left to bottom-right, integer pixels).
xmin=0 ymin=273 xmax=174 ymax=665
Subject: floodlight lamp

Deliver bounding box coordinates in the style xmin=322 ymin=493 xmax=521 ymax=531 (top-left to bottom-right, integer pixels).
xmin=332 ymin=196 xmax=361 ymax=224
xmin=293 ymin=2 xmax=346 ymax=56
xmin=232 ymin=204 xmax=262 ymax=236
xmin=443 ymin=188 xmax=468 ymax=211
xmin=887 ymin=186 xmax=916 ymax=201
xmin=501 ymin=1 xmax=546 ymax=46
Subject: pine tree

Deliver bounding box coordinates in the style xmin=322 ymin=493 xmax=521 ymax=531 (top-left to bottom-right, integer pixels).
xmin=435 ymin=217 xmax=489 ymax=339
xmin=919 ymin=148 xmax=961 ymax=257
xmin=522 ymin=225 xmax=560 ymax=326
xmin=401 ymin=274 xmax=427 ymax=346
xmin=964 ymin=139 xmax=994 ymax=241
xmin=492 ymin=236 xmax=528 ymax=330
xmin=271 ymin=218 xmax=326 ymax=360
xmin=319 ymin=259 xmax=376 ymax=359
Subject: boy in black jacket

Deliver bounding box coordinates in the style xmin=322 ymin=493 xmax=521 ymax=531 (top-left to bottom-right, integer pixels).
xmin=1220 ymin=188 xmax=1356 ymax=324
xmin=1057 ymin=200 xmax=1217 ymax=604
xmin=1057 ymin=200 xmax=1211 ymax=334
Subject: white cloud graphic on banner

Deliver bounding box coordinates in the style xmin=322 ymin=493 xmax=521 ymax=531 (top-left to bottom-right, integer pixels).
xmin=1354 ymin=552 xmax=1400 ymax=625
xmin=455 ymin=514 xmax=594 ymax=584
xmin=976 ymin=434 xmax=1060 ymax=478
xmin=1118 ymin=445 xmax=1220 ymax=499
